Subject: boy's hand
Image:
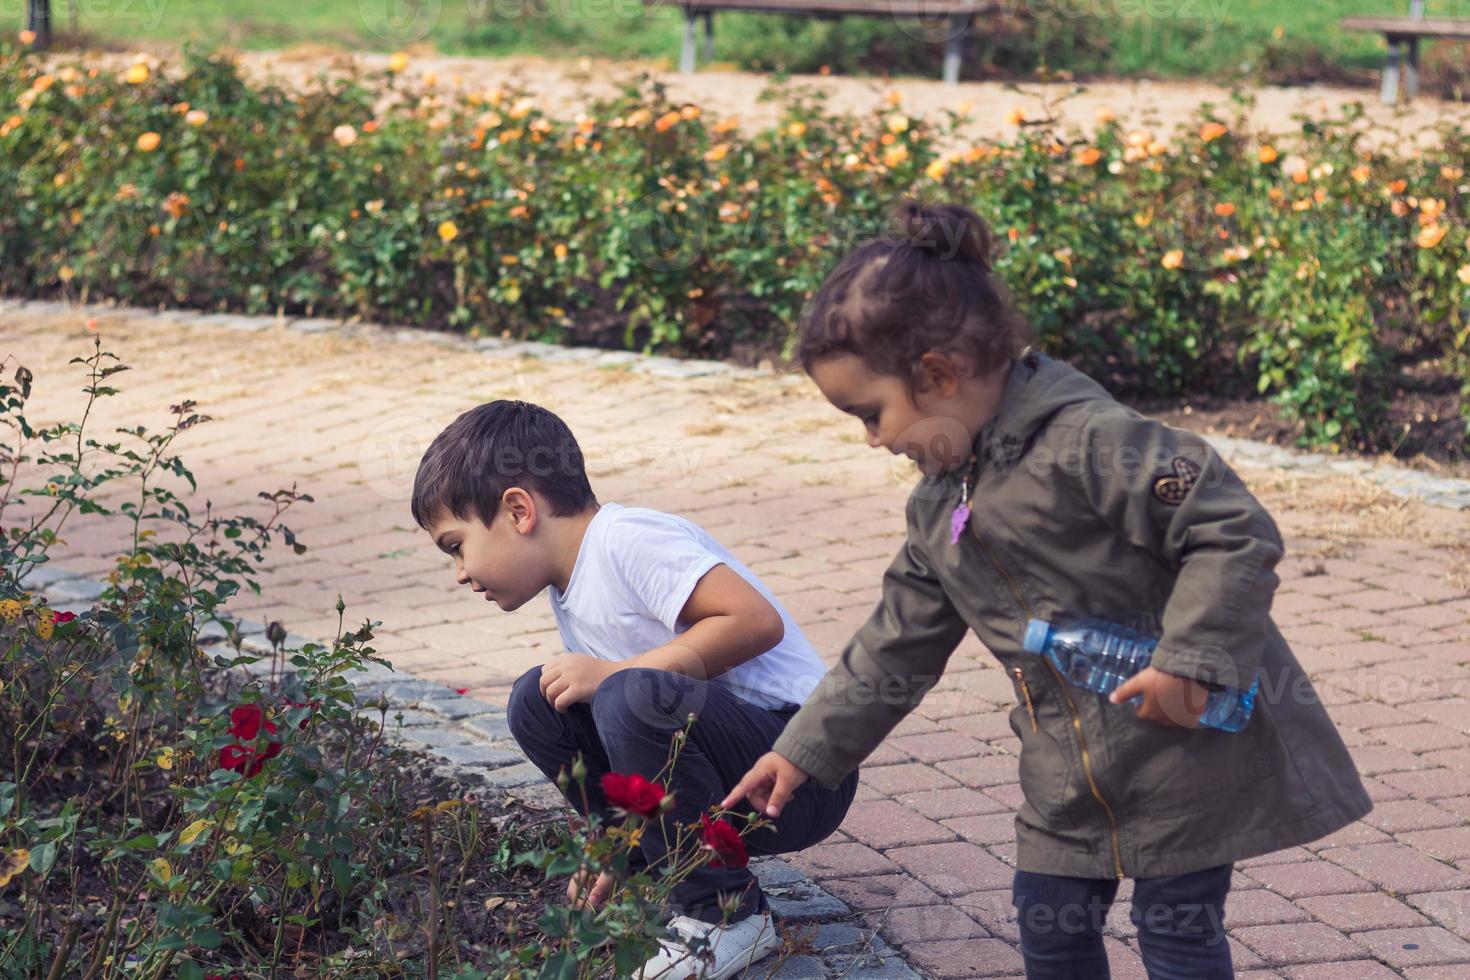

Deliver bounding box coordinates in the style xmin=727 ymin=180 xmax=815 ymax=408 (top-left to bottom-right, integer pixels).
xmin=720 ymin=751 xmax=810 ymax=818
xmin=540 ymin=654 xmax=618 ymax=712
xmin=1110 ymin=667 xmax=1209 ymax=728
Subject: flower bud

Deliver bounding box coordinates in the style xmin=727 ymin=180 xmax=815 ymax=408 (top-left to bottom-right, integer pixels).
xmin=570 ymin=756 xmax=587 ymax=784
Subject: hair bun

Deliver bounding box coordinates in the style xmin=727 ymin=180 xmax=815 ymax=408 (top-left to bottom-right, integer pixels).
xmin=895 ymin=199 xmax=995 ymax=270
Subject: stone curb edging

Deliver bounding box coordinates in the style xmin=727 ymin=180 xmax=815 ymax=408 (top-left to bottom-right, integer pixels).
xmin=6 ymin=296 xmax=1468 ymax=511
xmin=19 ymin=561 xmax=922 ymax=980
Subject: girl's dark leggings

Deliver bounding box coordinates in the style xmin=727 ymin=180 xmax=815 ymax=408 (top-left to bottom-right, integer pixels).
xmin=1012 ymin=863 xmax=1234 ymax=980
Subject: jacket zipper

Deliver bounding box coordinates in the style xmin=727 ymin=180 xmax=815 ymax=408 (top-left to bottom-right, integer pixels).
xmin=972 ymin=527 xmax=1126 ymax=880
xmin=1012 ymin=668 xmax=1039 ymax=734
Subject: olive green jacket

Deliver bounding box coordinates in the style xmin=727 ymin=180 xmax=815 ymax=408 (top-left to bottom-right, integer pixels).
xmin=773 ymin=352 xmax=1372 ymax=879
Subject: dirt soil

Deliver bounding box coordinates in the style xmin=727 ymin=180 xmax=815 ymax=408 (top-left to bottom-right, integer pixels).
xmin=62 ymin=43 xmax=1470 ymax=150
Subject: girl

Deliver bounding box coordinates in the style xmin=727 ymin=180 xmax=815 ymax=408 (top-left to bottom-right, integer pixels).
xmin=722 ymin=200 xmax=1372 ymax=979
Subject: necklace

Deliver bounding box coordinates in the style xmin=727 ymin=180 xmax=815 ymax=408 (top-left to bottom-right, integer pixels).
xmin=949 ymin=452 xmax=981 ymax=545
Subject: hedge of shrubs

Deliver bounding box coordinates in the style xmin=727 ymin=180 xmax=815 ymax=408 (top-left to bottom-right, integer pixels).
xmin=2 ymin=41 xmax=1467 ymax=449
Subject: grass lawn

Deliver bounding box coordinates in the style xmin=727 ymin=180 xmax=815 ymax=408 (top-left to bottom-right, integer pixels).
xmin=31 ymin=0 xmax=1459 ymax=81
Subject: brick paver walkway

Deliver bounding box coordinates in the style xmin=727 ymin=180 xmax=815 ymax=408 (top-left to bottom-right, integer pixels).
xmin=6 ymin=303 xmax=1470 ymax=978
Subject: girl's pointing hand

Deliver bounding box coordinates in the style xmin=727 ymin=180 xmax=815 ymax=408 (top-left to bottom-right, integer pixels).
xmin=721 ymin=751 xmax=810 ymax=818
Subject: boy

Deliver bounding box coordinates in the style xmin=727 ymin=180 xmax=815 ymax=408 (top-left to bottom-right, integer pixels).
xmin=411 ymin=400 xmax=857 ymax=979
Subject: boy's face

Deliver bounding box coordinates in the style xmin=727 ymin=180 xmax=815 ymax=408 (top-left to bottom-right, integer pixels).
xmin=426 ymin=491 xmax=548 ymax=612
xmin=809 ymin=352 xmax=992 ymax=476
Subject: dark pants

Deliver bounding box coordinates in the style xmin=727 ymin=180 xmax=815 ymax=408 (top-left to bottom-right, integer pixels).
xmin=1012 ymin=864 xmax=1234 ymax=979
xmin=507 ymin=665 xmax=859 ymax=924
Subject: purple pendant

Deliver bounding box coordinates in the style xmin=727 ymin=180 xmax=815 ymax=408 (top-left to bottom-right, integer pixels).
xmin=949 ymin=502 xmax=972 ymax=545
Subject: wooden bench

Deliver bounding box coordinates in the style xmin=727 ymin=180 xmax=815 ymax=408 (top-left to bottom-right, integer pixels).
xmin=672 ymin=0 xmax=999 ymax=84
xmin=1342 ymin=0 xmax=1470 ymax=103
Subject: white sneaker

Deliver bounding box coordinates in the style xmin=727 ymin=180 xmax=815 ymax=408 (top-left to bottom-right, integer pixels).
xmin=634 ymin=910 xmax=783 ymax=979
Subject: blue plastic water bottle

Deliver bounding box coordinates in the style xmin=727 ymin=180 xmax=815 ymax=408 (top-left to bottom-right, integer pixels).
xmin=1022 ymin=617 xmax=1259 ymax=732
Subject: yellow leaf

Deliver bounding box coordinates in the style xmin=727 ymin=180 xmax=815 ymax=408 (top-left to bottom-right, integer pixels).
xmin=150 ymin=858 xmax=172 ymax=884
xmin=0 ymin=849 xmax=29 ymax=888
xmin=178 ymin=819 xmax=211 ymax=845
xmin=156 ymin=747 xmax=174 ymax=771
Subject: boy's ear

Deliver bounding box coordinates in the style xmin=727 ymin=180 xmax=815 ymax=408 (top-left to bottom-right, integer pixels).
xmin=501 ymin=487 xmax=538 ymax=534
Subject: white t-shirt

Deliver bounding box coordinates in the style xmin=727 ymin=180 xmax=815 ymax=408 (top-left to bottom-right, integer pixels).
xmin=548 ymin=503 xmax=828 ymax=711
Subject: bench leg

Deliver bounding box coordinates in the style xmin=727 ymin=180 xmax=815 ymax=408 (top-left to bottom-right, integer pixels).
xmin=1380 ymin=38 xmax=1402 ymax=104
xmin=681 ymin=10 xmax=698 ymax=74
xmin=943 ymin=14 xmax=967 ymax=84
xmin=701 ymin=11 xmax=714 ymax=63
xmin=1405 ymin=36 xmax=1420 ymax=100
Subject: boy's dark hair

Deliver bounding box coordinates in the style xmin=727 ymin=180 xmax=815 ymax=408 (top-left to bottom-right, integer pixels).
xmin=411 ymin=401 xmax=596 ymax=529
xmin=798 ymin=199 xmax=1032 ymax=387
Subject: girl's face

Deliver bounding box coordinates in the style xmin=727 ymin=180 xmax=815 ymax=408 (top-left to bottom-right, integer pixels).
xmin=809 ymin=352 xmax=1007 ymax=476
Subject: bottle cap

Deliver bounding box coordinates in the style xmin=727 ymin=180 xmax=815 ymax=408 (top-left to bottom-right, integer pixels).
xmin=1023 ymin=618 xmax=1051 ymax=654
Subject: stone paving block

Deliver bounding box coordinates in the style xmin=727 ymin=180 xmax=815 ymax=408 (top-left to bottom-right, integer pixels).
xmin=861 ymin=763 xmax=961 ymax=797
xmin=1331 ymin=701 xmax=1421 ymax=730
xmin=406 ymin=696 xmax=503 ymax=721
xmin=789 ymin=843 xmax=899 ymax=885
xmin=1406 ymin=890 xmax=1470 ymax=940
xmin=890 ymin=731 xmax=993 ymax=763
xmin=45 ymin=577 xmax=106 ymax=601
xmin=821 ymin=874 xmax=944 ymax=912
xmin=1223 ymin=887 xmax=1315 ymax=927
xmin=899 ymin=787 xmax=1011 ymax=822
xmin=461 ymin=714 xmax=514 ymax=742
xmin=886 ymin=842 xmax=1014 ymax=898
xmin=1363 ymin=799 xmax=1466 ymax=833
xmin=981 ymin=783 xmax=1025 ymax=810
xmin=1380 ymin=767 xmax=1470 ymax=800
xmin=1296 ymin=892 xmax=1431 ymax=932
xmin=1350 ymin=743 xmax=1436 ymax=776
xmin=841 ymin=801 xmax=957 ymax=850
xmin=941 ymin=813 xmax=1017 ymax=847
xmin=1370 ymin=723 xmax=1470 ymax=754
xmin=1233 ymin=921 xmax=1369 ymax=964
xmin=1239 ymin=846 xmax=1316 ymax=868
xmin=1243 ymin=860 xmax=1375 ymax=899
xmin=828 ymin=943 xmax=925 ymax=979
xmin=1350 ymin=926 xmax=1470 ymax=967
xmin=1320 ymin=842 xmax=1470 ymax=894
xmin=933 ymin=755 xmax=1020 ymax=788
xmin=810 ymin=922 xmax=865 ymax=953
xmin=757 ymin=954 xmax=824 ymax=979
xmin=767 ymin=887 xmax=850 ymax=924
xmin=1283 ymin=961 xmax=1406 ymax=979
xmin=20 ymin=563 xmax=82 ymax=588
xmin=420 ymin=740 xmax=527 ymax=768
xmin=896 ymin=938 xmax=1025 ymax=978
xmin=864 ymin=905 xmax=989 ymax=945
xmin=1399 ymin=826 xmax=1470 ymax=864
xmin=481 ymin=762 xmax=547 ymax=788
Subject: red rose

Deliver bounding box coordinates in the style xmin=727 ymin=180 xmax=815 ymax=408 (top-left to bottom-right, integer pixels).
xmin=229 ymin=704 xmax=277 ymax=741
xmin=220 ymin=703 xmax=282 ymax=777
xmin=54 ymin=611 xmax=77 ymax=623
xmin=600 ymin=772 xmax=667 ymax=819
xmin=699 ymin=815 xmax=748 ymax=869
xmin=281 ymin=698 xmax=318 ymax=731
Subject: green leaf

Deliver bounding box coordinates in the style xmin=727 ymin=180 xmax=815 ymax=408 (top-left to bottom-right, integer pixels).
xmin=540 ymin=951 xmax=579 ymax=980
xmin=28 ymin=842 xmax=57 ymax=876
